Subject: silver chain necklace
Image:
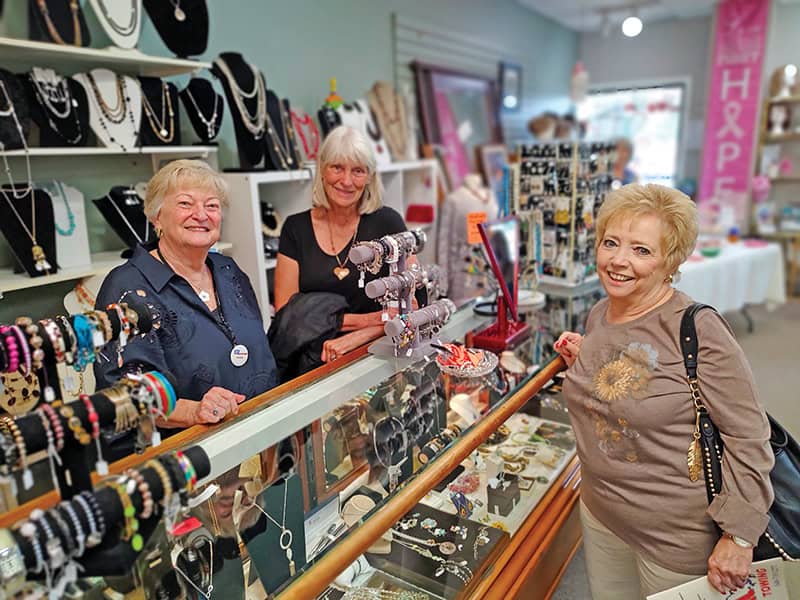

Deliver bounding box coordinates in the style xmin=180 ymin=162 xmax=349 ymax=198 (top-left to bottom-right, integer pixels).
xmin=185 ymin=85 xmax=220 ymax=139
xmin=252 ymin=479 xmax=296 ymax=576
xmin=95 ymin=0 xmax=138 ymax=36
xmin=212 ymin=57 xmax=266 ymax=138
xmin=0 ymin=80 xmax=34 ymax=200
xmin=106 ymin=193 xmax=149 ymax=245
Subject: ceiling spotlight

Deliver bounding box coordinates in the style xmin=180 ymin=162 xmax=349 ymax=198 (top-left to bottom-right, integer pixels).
xmin=622 ymin=15 xmax=643 ymax=37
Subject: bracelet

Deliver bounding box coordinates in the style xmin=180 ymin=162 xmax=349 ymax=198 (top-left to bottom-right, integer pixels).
xmin=174 ymin=451 xmax=197 ymax=493
xmin=109 ymin=479 xmax=143 ymax=551
xmin=75 ymin=492 xmax=104 ymax=548
xmin=80 ymin=394 xmax=108 ymax=474
xmin=107 ymin=303 xmax=131 ymax=345
xmin=103 ymin=385 xmax=140 ymax=433
xmin=142 ymin=372 xmax=170 ymax=416
xmin=0 ymin=527 xmax=26 ymax=594
xmin=149 ymin=371 xmax=176 ymax=415
xmin=30 ymin=508 xmax=65 ymax=570
xmin=9 ymin=325 xmax=31 ymax=375
xmin=39 ymin=403 xmax=65 ymax=452
xmin=0 ymin=416 xmax=32 ymax=490
xmin=383 ymin=235 xmax=400 ymax=264
xmin=17 ymin=520 xmax=45 ymax=574
xmin=48 ymin=506 xmax=77 ymax=558
xmin=0 ymin=326 xmax=20 ymax=373
xmin=15 ymin=318 xmax=44 ymax=372
xmin=57 ymin=315 xmax=77 ymax=365
xmin=126 ymin=468 xmax=155 ymax=519
xmin=58 ymin=404 xmax=91 ymax=446
xmin=145 ymin=459 xmax=173 ymax=504
xmin=59 ymin=501 xmax=86 ymax=557
xmin=71 ymin=314 xmax=95 ymax=371
xmin=40 ymin=319 xmax=66 ymax=364
xmin=123 ymin=304 xmax=140 ymax=335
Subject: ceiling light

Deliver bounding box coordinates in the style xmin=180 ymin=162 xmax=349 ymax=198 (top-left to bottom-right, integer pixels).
xmin=622 ymin=15 xmax=643 ymax=37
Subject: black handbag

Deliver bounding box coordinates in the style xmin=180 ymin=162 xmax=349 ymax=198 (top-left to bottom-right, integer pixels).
xmin=681 ymin=303 xmax=800 ymax=561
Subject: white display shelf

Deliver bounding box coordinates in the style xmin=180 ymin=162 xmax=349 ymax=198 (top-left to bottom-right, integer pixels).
xmin=0 ymin=146 xmax=219 ymax=158
xmin=0 ymin=242 xmax=232 ymax=296
xmin=0 ymin=36 xmax=210 ymax=77
xmin=241 ymin=159 xmax=436 ymax=185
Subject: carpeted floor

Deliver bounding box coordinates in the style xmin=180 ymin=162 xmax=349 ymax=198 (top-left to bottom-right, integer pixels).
xmin=551 ymin=300 xmax=800 ymax=599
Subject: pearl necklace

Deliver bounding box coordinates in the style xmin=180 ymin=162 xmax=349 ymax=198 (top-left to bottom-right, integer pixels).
xmin=213 ymin=57 xmax=267 ymax=139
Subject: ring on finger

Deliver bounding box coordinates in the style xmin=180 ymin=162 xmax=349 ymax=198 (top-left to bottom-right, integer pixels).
xmin=212 ymin=409 xmax=219 ymax=416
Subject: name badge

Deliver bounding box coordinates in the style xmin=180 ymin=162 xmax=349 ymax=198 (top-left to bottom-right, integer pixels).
xmin=230 ymin=344 xmax=249 ymax=367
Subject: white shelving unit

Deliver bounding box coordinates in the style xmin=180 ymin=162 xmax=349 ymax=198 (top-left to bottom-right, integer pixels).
xmin=0 ymin=36 xmax=210 ymax=76
xmin=222 ymin=160 xmax=438 ymax=327
xmin=0 ymin=146 xmax=218 ymax=158
xmin=0 ymin=242 xmax=233 ymax=297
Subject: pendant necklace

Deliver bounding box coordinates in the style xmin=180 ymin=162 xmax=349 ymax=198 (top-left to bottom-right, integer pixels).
xmin=326 ymin=212 xmax=359 ymax=281
xmin=141 ymin=81 xmax=174 ymax=142
xmin=253 ymin=480 xmax=296 ymax=576
xmin=0 ymin=188 xmax=52 ymax=273
xmin=106 ymin=193 xmax=149 ymax=245
xmin=35 ymin=0 xmax=81 ymax=46
xmin=168 ymin=0 xmax=186 ymax=21
xmin=29 ymin=68 xmax=83 ymax=145
xmin=0 ymin=81 xmax=34 ymax=201
xmin=184 ymin=84 xmax=220 ymax=140
xmin=156 ymin=246 xmax=211 ymax=304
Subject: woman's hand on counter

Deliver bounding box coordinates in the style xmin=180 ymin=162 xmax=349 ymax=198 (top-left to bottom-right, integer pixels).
xmin=321 ymin=325 xmax=385 ymax=362
xmin=196 ymin=386 xmax=246 ymax=423
xmin=554 ymin=331 xmax=583 ymax=367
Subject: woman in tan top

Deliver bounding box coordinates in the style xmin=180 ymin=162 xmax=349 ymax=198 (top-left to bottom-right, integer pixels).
xmin=554 ymin=184 xmax=773 ymax=599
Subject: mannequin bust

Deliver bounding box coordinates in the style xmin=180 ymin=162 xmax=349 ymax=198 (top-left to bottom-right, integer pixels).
xmin=25 ymin=68 xmax=90 ymax=147
xmin=211 ymin=52 xmax=267 ymax=170
xmin=92 ymin=187 xmax=154 ymax=249
xmin=27 ymin=0 xmax=91 ymax=46
xmin=87 ymin=0 xmax=142 ymax=49
xmin=137 ymin=76 xmax=181 ymax=146
xmin=180 ymin=77 xmax=223 ymax=143
xmin=0 ymin=186 xmax=59 ymax=277
xmin=142 ymin=0 xmax=209 ymax=58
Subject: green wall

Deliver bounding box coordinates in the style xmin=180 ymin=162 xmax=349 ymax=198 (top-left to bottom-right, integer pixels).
xmin=0 ymin=0 xmax=577 ymax=322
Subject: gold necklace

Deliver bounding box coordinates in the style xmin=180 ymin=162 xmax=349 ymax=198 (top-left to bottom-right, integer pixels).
xmin=326 ymin=212 xmax=359 ymax=280
xmin=36 ymin=0 xmax=81 ymax=46
xmin=1 ymin=188 xmax=51 ymax=273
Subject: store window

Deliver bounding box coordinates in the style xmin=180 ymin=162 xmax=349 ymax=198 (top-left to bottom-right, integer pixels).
xmin=578 ymin=83 xmax=685 ymax=186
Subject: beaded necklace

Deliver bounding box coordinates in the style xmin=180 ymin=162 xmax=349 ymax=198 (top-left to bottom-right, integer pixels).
xmin=29 ymin=68 xmax=83 ymax=145
xmin=82 ymin=72 xmax=138 ymax=151
xmin=212 ymin=57 xmax=267 ymax=139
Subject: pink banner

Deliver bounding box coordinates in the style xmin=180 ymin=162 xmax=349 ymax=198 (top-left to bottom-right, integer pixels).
xmin=699 ymin=0 xmax=769 ymax=226
xmin=434 ymin=90 xmax=471 ymax=188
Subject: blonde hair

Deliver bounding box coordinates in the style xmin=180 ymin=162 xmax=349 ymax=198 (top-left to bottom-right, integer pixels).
xmin=312 ymin=126 xmax=383 ymax=214
xmin=595 ymin=183 xmax=698 ymax=275
xmin=144 ymin=159 xmax=229 ymax=221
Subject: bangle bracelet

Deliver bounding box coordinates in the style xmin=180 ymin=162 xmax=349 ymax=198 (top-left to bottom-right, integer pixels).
xmin=145 ymin=459 xmax=173 ymax=504
xmin=149 ymin=371 xmax=176 ymax=414
xmin=142 ymin=372 xmax=169 ymax=416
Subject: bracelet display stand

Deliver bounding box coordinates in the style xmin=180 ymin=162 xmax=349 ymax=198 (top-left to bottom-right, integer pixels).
xmin=142 ymin=0 xmax=209 ymax=58
xmin=179 ymin=77 xmax=223 ymax=144
xmin=137 ymin=76 xmax=181 ymax=147
xmin=212 ymin=52 xmax=267 ymax=171
xmin=92 ymin=186 xmax=154 ymax=249
xmin=0 ymin=186 xmax=59 ymax=278
xmin=382 ymin=299 xmax=457 ymax=360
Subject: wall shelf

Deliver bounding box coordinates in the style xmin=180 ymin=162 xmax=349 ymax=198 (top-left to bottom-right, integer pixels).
xmin=770 ymin=176 xmax=800 ymax=183
xmin=0 ymin=36 xmax=210 ymax=77
xmin=763 ymin=133 xmax=800 ymax=143
xmin=0 ymin=242 xmax=232 ymax=296
xmin=0 ymin=146 xmax=219 ymax=158
xmin=768 ymin=95 xmax=800 ymax=105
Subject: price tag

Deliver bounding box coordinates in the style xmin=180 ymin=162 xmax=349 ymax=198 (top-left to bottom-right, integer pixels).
xmin=466 ymin=212 xmax=487 ymax=245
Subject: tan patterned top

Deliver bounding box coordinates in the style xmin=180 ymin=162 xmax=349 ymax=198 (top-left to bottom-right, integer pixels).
xmin=563 ymin=290 xmax=774 ymax=574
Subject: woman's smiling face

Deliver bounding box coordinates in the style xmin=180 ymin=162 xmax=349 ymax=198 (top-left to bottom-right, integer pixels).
xmin=596 ymin=213 xmax=671 ymax=303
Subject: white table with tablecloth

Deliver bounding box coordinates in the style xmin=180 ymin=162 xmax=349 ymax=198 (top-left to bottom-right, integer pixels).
xmin=674 ymin=240 xmax=786 ymax=315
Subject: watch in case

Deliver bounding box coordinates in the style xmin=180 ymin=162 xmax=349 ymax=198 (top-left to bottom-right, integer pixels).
xmin=0 ymin=528 xmax=26 ymax=598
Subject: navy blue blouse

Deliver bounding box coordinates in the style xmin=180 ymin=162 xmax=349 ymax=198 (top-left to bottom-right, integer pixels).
xmin=94 ymin=245 xmax=278 ymax=403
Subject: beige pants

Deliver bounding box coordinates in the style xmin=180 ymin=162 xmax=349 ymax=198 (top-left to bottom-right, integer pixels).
xmin=580 ymin=499 xmax=698 ymax=599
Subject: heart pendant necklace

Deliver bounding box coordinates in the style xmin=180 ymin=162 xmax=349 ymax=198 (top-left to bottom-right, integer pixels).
xmin=327 ymin=210 xmax=359 ymax=282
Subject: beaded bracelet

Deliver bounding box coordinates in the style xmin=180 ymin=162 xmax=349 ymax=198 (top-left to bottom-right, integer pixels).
xmin=31 ymin=508 xmax=65 ymax=570
xmin=106 ymin=303 xmax=130 ymax=345
xmin=59 ymin=501 xmax=86 ymax=557
xmin=75 ymin=492 xmax=104 ymax=548
xmin=48 ymin=507 xmax=77 ymax=558
xmin=174 ymin=451 xmax=197 ymax=493
xmin=58 ymin=404 xmax=91 ymax=446
xmin=37 ymin=409 xmax=62 ymax=492
xmin=0 ymin=336 xmax=8 ymax=372
xmin=39 ymin=403 xmax=65 ymax=452
xmin=79 ymin=394 xmax=108 ymax=475
xmin=17 ymin=520 xmax=46 ymax=575
xmin=109 ymin=479 xmax=143 ymax=551
xmin=145 ymin=459 xmax=173 ymax=504
xmin=126 ymin=468 xmax=154 ymax=519
xmin=0 ymin=415 xmax=32 ymax=490
xmin=94 ymin=310 xmax=113 ymax=344
xmin=15 ymin=318 xmax=44 ymax=372
xmin=9 ymin=325 xmax=31 ymax=375
xmin=40 ymin=319 xmax=66 ymax=364
xmin=0 ymin=326 xmax=20 ymax=373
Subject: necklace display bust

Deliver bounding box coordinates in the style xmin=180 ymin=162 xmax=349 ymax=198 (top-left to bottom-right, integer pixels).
xmin=143 ymin=0 xmax=209 ymax=57
xmin=92 ymin=186 xmax=154 ymax=249
xmin=180 ymin=77 xmax=223 ymax=144
xmin=263 ymin=91 xmax=301 ymax=171
xmin=0 ymin=69 xmax=31 ymax=151
xmin=73 ymin=68 xmax=142 ymax=152
xmin=0 ymin=186 xmax=59 ymax=277
xmin=26 ymin=67 xmax=90 ymax=147
xmin=27 ymin=0 xmax=91 ymax=47
xmin=87 ymin=0 xmax=142 ymax=49
xmin=137 ymin=76 xmax=181 ymax=146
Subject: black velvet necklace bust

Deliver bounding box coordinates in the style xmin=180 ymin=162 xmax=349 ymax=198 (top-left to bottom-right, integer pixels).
xmin=27 ymin=0 xmax=91 ymax=47
xmin=24 ymin=68 xmax=90 ymax=147
xmin=263 ymin=91 xmax=301 ymax=171
xmin=137 ymin=76 xmax=181 ymax=146
xmin=0 ymin=186 xmax=59 ymax=277
xmin=317 ymin=105 xmax=341 ymax=137
xmin=142 ymin=0 xmax=208 ymax=58
xmin=0 ymin=69 xmax=31 ymax=151
xmin=92 ymin=187 xmax=155 ymax=249
xmin=212 ymin=52 xmax=267 ymax=171
xmin=180 ymin=77 xmax=223 ymax=144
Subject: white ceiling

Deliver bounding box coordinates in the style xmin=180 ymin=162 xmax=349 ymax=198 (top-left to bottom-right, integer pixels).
xmin=516 ymin=0 xmax=717 ymax=32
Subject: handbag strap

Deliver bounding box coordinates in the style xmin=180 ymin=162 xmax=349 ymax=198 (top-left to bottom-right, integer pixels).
xmin=679 ymin=302 xmax=715 ymax=381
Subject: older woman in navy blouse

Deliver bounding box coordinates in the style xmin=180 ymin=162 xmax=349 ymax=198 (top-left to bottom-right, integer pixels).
xmin=95 ymin=159 xmax=278 ymax=431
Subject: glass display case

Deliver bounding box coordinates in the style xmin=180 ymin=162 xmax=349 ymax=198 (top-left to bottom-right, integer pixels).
xmin=0 ymin=305 xmax=582 ymax=600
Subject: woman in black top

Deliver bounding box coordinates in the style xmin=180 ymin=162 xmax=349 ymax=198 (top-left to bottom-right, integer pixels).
xmin=274 ymin=126 xmax=412 ymax=362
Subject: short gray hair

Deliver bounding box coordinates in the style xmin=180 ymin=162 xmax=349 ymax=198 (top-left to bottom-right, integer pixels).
xmin=312 ymin=126 xmax=383 ymax=214
xmin=144 ymin=159 xmax=229 ymax=221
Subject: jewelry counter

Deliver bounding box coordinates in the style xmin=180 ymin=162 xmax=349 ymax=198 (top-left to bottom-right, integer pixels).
xmin=0 ymin=305 xmax=580 ymax=600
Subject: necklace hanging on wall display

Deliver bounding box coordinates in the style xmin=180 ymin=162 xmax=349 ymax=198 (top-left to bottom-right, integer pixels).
xmin=88 ymin=0 xmax=142 ymax=49
xmin=142 ymin=0 xmax=209 ymax=57
xmin=290 ymin=107 xmax=320 ymax=163
xmin=0 ymin=78 xmax=35 ymax=203
xmin=212 ymin=56 xmax=267 ymax=140
xmin=337 ymin=100 xmax=391 ymax=166
xmin=264 ymin=91 xmax=299 ymax=170
xmin=368 ymin=81 xmax=411 ymax=161
xmin=46 ymin=181 xmax=92 ymax=269
xmin=180 ymin=77 xmax=223 ymax=142
xmin=28 ymin=67 xmax=87 ymax=146
xmin=28 ymin=0 xmax=91 ymax=47
xmin=73 ymin=69 xmax=141 ymax=152
xmin=0 ymin=70 xmax=32 ymax=153
xmin=138 ymin=77 xmax=179 ymax=146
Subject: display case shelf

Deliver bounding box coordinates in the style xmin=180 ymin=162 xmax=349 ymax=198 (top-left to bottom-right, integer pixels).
xmin=0 ymin=146 xmax=219 ymax=158
xmin=0 ymin=35 xmax=210 ymax=77
xmin=0 ymin=242 xmax=232 ymax=295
